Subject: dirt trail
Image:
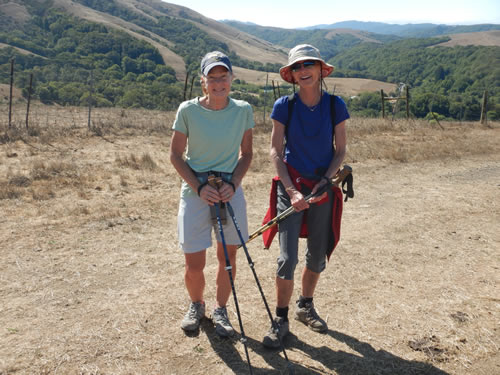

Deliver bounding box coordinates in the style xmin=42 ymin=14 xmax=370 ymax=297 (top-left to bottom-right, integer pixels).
xmin=0 ymin=123 xmax=499 ymax=374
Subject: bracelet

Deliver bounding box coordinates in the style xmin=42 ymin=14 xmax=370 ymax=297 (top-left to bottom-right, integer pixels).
xmin=285 ymin=186 xmax=296 ymax=192
xmin=227 ymin=181 xmax=236 ymax=192
xmin=322 ymin=176 xmax=330 ymax=184
xmin=197 ymin=182 xmax=208 ymax=196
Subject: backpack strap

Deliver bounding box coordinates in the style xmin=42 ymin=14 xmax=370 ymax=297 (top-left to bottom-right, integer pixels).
xmin=285 ymin=93 xmax=296 ymax=141
xmin=330 ymin=93 xmax=336 ymax=146
xmin=329 ymin=93 xmax=336 ymax=127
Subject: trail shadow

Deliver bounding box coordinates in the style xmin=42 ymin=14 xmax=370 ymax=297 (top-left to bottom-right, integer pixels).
xmin=204 ymin=320 xmax=450 ymax=374
xmin=204 ymin=319 xmax=313 ymax=374
xmin=282 ymin=329 xmax=450 ymax=375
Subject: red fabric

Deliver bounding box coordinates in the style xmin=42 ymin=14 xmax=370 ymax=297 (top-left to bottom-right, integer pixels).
xmin=262 ymin=166 xmax=343 ymax=260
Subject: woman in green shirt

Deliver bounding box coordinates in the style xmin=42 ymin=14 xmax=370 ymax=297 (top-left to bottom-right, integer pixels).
xmin=169 ymin=51 xmax=254 ymax=337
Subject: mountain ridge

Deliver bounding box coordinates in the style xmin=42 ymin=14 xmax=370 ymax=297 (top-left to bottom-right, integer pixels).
xmin=223 ymin=19 xmax=500 ymax=38
xmin=0 ymin=0 xmax=498 ymax=120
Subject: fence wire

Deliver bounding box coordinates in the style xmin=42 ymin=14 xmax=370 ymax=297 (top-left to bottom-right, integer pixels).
xmin=1 ymin=102 xmax=176 ymax=132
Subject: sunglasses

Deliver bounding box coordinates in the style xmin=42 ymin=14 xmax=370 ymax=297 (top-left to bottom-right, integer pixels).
xmin=290 ymin=60 xmax=317 ymax=72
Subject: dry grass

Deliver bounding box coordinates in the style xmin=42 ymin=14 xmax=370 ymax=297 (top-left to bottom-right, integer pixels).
xmin=346 ymin=117 xmax=499 ymax=163
xmin=115 ymin=153 xmax=159 ymax=171
xmin=434 ymin=30 xmax=500 ymax=47
xmin=0 ymin=104 xmax=499 ymax=375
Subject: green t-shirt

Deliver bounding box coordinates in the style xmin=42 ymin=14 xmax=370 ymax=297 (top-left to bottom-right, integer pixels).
xmin=172 ymin=97 xmax=255 ymax=196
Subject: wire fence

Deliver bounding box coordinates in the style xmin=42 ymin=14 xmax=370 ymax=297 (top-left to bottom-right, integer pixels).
xmin=2 ymin=58 xmax=492 ymax=130
xmin=1 ymin=102 xmax=176 ymax=134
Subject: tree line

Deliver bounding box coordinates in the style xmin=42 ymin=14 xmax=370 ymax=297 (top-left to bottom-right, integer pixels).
xmin=330 ymin=38 xmax=499 ymax=120
xmin=227 ymin=21 xmax=500 ymax=121
xmin=0 ymin=1 xmax=498 ymax=120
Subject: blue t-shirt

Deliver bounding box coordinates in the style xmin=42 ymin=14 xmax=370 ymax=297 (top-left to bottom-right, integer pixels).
xmin=270 ymin=92 xmax=349 ymax=176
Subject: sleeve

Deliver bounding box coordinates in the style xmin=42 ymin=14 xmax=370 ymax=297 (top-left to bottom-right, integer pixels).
xmin=334 ymin=96 xmax=350 ymax=126
xmin=172 ymin=102 xmax=188 ymax=135
xmin=245 ymin=102 xmax=255 ymax=131
xmin=270 ymin=96 xmax=289 ymax=125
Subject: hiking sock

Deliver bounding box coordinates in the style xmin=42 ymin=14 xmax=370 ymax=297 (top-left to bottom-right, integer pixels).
xmin=276 ymin=307 xmax=289 ymax=322
xmin=298 ymin=296 xmax=313 ymax=308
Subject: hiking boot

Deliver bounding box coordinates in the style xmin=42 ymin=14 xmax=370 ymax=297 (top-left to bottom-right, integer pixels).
xmin=295 ymin=300 xmax=328 ymax=332
xmin=212 ymin=306 xmax=234 ymax=337
xmin=181 ymin=301 xmax=205 ymax=332
xmin=262 ymin=317 xmax=289 ymax=349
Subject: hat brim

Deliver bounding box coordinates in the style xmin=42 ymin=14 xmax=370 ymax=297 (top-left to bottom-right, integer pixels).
xmin=202 ymin=62 xmax=231 ymax=76
xmin=279 ymin=58 xmax=334 ymax=84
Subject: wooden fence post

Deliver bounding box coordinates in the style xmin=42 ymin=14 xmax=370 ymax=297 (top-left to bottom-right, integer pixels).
xmin=9 ymin=59 xmax=14 ymax=128
xmin=263 ymin=73 xmax=268 ymax=124
xmin=26 ymin=73 xmax=33 ymax=129
xmin=480 ymin=90 xmax=488 ymax=125
xmin=380 ymin=89 xmax=385 ymax=118
xmin=431 ymin=111 xmax=444 ymax=130
xmin=183 ymin=73 xmax=189 ymax=101
xmin=406 ymin=86 xmax=410 ymax=119
xmin=88 ymin=70 xmax=93 ymax=130
xmin=189 ymin=75 xmax=195 ymax=100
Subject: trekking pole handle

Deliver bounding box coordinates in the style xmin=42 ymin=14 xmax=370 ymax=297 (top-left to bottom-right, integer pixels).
xmin=330 ymin=165 xmax=352 ymax=186
xmin=245 ymin=165 xmax=353 ymax=246
xmin=207 ymin=175 xmax=217 ymax=189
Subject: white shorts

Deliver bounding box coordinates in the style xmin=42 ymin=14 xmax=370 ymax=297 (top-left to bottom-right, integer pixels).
xmin=177 ymin=187 xmax=249 ymax=253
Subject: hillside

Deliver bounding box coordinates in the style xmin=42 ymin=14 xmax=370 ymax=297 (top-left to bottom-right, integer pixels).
xmin=0 ymin=0 xmax=291 ymax=110
xmin=0 ymin=0 xmax=498 ymax=120
xmin=300 ymin=20 xmax=500 ymax=38
xmin=53 ymin=0 xmax=288 ymax=72
xmin=51 ymin=0 xmax=187 ymax=80
xmin=222 ymin=20 xmax=397 ymax=60
xmin=46 ymin=0 xmax=287 ymax=78
xmin=434 ymin=30 xmax=500 ymax=47
xmin=0 ymin=0 xmax=287 ymax=77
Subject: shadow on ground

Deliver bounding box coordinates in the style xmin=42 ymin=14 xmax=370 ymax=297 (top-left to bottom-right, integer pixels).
xmin=203 ymin=320 xmax=450 ymax=375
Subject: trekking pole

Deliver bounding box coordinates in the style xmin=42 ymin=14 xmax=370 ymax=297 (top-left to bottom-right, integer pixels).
xmin=208 ymin=176 xmax=253 ymax=375
xmin=225 ymin=198 xmax=294 ymax=375
xmin=243 ymin=165 xmax=353 ymax=248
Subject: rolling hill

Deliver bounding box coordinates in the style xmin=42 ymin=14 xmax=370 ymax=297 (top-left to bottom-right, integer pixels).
xmin=1 ymin=0 xmax=288 ymax=81
xmin=298 ymin=20 xmax=500 ymax=38
xmin=0 ymin=0 xmax=399 ymax=101
xmin=433 ymin=30 xmax=500 ymax=47
xmin=0 ymin=0 xmax=498 ymax=120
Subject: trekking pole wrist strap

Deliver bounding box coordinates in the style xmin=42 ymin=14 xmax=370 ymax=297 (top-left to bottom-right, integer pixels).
xmin=227 ymin=181 xmax=236 ymax=192
xmin=197 ymin=182 xmax=208 ymax=196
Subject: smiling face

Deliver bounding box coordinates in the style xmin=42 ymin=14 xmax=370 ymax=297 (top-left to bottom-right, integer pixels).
xmin=290 ymin=60 xmax=321 ymax=88
xmin=202 ymin=65 xmax=232 ymax=99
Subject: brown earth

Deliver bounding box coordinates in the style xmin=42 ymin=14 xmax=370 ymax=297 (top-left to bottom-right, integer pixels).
xmin=0 ymin=106 xmax=499 ymax=374
xmin=0 ymin=83 xmax=22 ymax=103
xmin=435 ymin=30 xmax=500 ymax=47
xmin=0 ymin=1 xmax=30 ymax=24
xmin=0 ymin=43 xmax=46 ymax=59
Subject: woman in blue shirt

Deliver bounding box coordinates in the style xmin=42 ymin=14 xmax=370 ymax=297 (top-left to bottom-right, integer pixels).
xmin=263 ymin=44 xmax=349 ymax=348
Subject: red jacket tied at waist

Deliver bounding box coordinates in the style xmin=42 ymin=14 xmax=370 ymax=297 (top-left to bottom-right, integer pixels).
xmin=261 ymin=165 xmax=343 ymax=260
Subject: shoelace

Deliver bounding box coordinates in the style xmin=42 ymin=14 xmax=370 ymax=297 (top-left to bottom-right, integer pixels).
xmin=272 ymin=319 xmax=283 ymax=334
xmin=305 ymin=304 xmax=320 ymax=320
xmin=214 ymin=308 xmax=230 ymax=325
xmin=188 ymin=303 xmax=202 ymax=319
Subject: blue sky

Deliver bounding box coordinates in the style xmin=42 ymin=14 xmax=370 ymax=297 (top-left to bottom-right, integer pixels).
xmin=164 ymin=0 xmax=500 ymax=29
